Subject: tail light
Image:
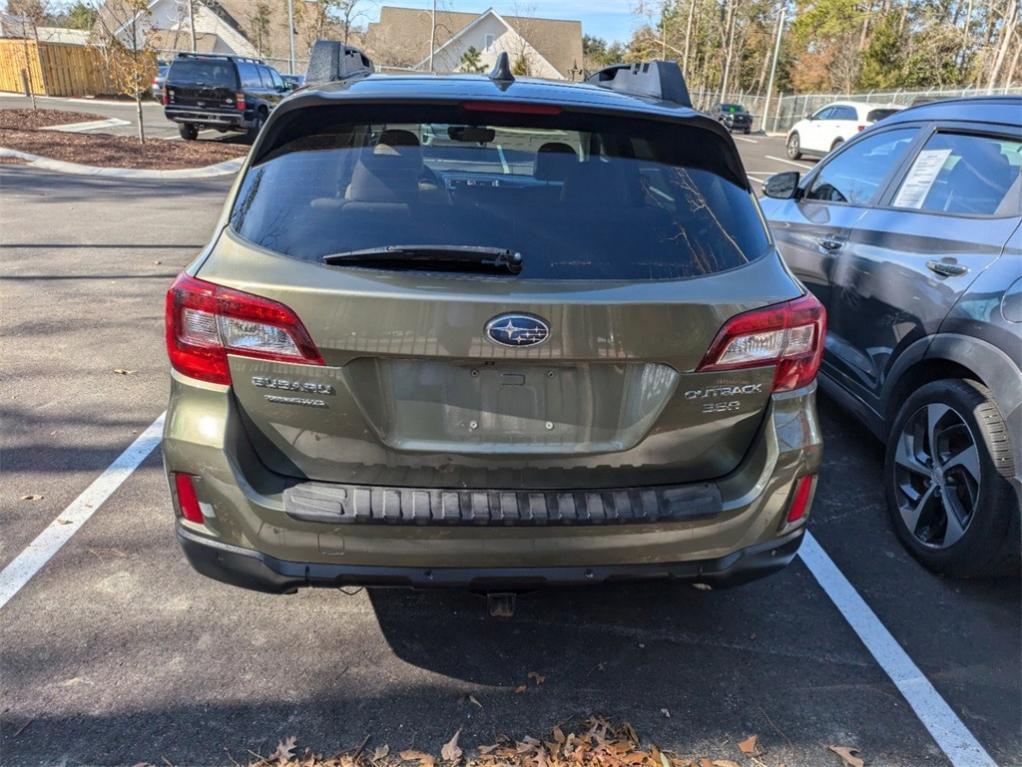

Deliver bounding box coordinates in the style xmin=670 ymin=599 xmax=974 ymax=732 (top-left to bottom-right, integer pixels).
xmin=697 ymin=293 xmax=827 ymax=392
xmin=165 ymin=273 xmax=324 ymax=385
xmin=173 ymin=473 xmax=204 ymax=523
xmin=786 ymin=475 xmax=815 ymax=523
xmin=162 ymin=89 xmax=169 ymax=105
xmin=857 ymin=124 xmax=866 ymax=131
xmin=235 ymin=91 xmax=246 ymax=110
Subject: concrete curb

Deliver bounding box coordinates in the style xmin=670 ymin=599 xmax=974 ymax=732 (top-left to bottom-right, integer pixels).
xmin=0 ymin=147 xmax=243 ymax=179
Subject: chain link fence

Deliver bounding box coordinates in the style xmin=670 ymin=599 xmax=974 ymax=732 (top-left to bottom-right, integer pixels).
xmin=689 ymin=85 xmax=1022 ymax=134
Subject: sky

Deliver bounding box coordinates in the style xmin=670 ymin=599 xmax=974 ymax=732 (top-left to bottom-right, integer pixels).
xmin=365 ymin=1 xmax=642 ymax=43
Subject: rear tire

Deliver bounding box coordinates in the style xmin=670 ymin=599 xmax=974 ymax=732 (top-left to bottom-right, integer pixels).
xmin=178 ymin=123 xmax=198 ymax=141
xmin=786 ymin=132 xmax=802 ymax=159
xmin=245 ymin=110 xmax=266 ymax=143
xmin=743 ymin=127 xmax=751 ymax=135
xmin=884 ymin=379 xmax=1019 ymax=577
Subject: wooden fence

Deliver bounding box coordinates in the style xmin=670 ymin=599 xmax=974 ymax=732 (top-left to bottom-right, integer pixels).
xmin=0 ymin=39 xmax=118 ymax=97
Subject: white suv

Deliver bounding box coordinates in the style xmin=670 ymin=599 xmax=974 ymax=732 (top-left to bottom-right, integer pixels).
xmin=786 ymin=102 xmax=900 ymax=159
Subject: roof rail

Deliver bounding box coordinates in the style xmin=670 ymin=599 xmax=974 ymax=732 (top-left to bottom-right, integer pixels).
xmin=174 ymin=52 xmax=265 ymax=65
xmin=305 ymin=40 xmax=374 ymax=85
xmin=586 ymin=61 xmax=692 ymax=107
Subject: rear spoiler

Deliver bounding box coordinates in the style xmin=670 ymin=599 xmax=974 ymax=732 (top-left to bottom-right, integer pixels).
xmin=305 ymin=40 xmax=374 ymax=85
xmin=586 ymin=61 xmax=692 ymax=108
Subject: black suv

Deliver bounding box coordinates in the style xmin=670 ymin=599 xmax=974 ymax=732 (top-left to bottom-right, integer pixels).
xmin=163 ymin=53 xmax=290 ymax=141
xmin=713 ymin=103 xmax=753 ymax=134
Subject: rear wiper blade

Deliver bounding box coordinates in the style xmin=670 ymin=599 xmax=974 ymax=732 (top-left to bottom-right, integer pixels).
xmin=322 ymin=245 xmax=523 ymax=275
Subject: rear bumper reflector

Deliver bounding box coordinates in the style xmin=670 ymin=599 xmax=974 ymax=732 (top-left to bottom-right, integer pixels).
xmin=283 ymin=481 xmax=722 ymax=526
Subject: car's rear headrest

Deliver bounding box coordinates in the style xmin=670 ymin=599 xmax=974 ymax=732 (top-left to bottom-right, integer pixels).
xmin=535 ymin=142 xmax=577 ymax=182
xmin=346 ymin=129 xmax=422 ymax=203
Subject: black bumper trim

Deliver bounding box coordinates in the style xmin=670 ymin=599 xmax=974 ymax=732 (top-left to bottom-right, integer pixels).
xmin=177 ymin=526 xmax=805 ymax=594
xmin=283 ymin=480 xmax=722 ymax=526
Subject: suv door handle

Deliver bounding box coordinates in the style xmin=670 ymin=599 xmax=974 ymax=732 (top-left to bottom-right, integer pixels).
xmin=819 ymin=238 xmax=844 ymax=251
xmin=926 ymin=260 xmax=968 ymax=277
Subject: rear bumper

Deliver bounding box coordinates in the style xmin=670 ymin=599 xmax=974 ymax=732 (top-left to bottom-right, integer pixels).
xmin=178 ymin=524 xmax=805 ymax=593
xmin=164 ymin=107 xmax=248 ymax=129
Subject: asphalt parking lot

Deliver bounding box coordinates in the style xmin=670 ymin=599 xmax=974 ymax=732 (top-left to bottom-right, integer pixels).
xmin=1 ymin=118 xmax=1019 ymax=767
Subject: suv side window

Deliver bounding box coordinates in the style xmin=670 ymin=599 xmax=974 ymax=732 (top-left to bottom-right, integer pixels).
xmin=237 ymin=62 xmax=261 ymax=89
xmin=831 ymin=106 xmax=857 ymax=120
xmin=806 ymin=128 xmax=918 ymax=205
xmin=257 ymin=66 xmax=274 ymax=87
xmin=269 ymin=68 xmax=284 ymax=89
xmin=811 ymin=107 xmax=833 ymax=121
xmin=890 ymin=132 xmax=1022 ymax=217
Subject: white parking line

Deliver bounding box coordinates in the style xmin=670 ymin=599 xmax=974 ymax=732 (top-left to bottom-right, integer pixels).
xmin=732 ymin=135 xmax=759 ymax=144
xmin=42 ymin=118 xmax=130 ymax=133
xmin=766 ymin=154 xmax=814 ymax=170
xmin=0 ymin=413 xmax=166 ymax=610
xmin=799 ymin=532 xmax=996 ymax=767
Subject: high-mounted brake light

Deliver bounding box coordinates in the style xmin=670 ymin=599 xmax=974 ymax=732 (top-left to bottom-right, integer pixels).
xmin=857 ymin=124 xmax=866 ymax=132
xmin=462 ymin=100 xmax=562 ymax=115
xmin=165 ymin=273 xmax=324 ymax=385
xmin=697 ymin=293 xmax=826 ymax=392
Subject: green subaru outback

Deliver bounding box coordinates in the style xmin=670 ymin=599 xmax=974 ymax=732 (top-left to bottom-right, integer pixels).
xmin=162 ymin=45 xmax=825 ymax=599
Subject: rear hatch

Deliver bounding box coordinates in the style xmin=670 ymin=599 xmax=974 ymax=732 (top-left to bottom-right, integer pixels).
xmin=191 ymin=100 xmax=804 ymax=490
xmin=165 ymin=57 xmax=238 ymax=110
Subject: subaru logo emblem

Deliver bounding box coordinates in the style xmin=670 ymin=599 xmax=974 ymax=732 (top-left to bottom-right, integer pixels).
xmin=485 ymin=314 xmax=550 ymax=347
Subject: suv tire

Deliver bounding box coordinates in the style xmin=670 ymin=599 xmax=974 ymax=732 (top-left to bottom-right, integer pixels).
xmin=245 ymin=110 xmax=266 ymax=143
xmin=786 ymin=132 xmax=802 ymax=159
xmin=179 ymin=123 xmax=199 ymax=141
xmin=885 ymin=379 xmax=1019 ymax=577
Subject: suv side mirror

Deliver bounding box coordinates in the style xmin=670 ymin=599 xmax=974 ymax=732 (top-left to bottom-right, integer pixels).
xmin=763 ymin=171 xmax=801 ymax=199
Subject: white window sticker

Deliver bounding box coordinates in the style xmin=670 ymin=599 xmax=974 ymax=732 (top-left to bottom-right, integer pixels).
xmin=893 ymin=148 xmax=952 ymax=209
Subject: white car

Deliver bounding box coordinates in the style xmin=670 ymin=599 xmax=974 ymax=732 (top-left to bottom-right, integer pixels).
xmin=786 ymin=102 xmax=901 ymax=160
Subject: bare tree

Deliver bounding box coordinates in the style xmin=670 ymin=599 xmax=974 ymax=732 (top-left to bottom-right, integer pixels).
xmin=90 ymin=0 xmax=157 ymax=146
xmin=8 ymin=0 xmax=52 ymax=110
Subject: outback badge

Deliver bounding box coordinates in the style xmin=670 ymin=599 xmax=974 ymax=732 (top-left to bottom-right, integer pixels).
xmin=485 ymin=314 xmax=550 ymax=347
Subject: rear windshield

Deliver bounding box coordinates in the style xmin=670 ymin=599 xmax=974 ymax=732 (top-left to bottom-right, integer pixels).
xmin=167 ymin=58 xmax=238 ymax=88
xmin=867 ymin=108 xmax=899 ymax=122
xmin=230 ymin=105 xmax=769 ymax=280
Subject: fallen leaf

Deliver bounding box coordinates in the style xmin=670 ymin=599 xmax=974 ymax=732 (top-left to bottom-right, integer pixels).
xmin=699 ymin=759 xmax=715 ymax=767
xmin=738 ymin=735 xmax=758 ymax=755
xmin=527 ymin=671 xmax=546 ymax=685
xmin=268 ymin=736 xmax=297 ymax=763
xmin=552 ymin=726 xmax=566 ymax=743
xmin=692 ymin=582 xmax=712 ymax=591
xmin=113 ymin=368 xmax=137 ymax=375
xmin=514 ymin=684 xmax=527 ymax=694
xmin=400 ymin=750 xmax=436 ymax=767
xmin=57 ymin=518 xmax=73 ymax=525
xmin=828 ymin=746 xmax=864 ymax=767
xmin=660 ymin=708 xmax=671 ymax=719
xmin=467 ymin=694 xmax=482 ymax=709
xmin=21 ymin=494 xmax=43 ymax=501
xmin=372 ymin=745 xmax=390 ymax=760
xmin=711 ymin=761 xmax=740 ymax=767
xmin=440 ymin=729 xmax=462 ymax=762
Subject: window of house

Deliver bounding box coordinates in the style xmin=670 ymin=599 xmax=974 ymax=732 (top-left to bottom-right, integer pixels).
xmin=484 ymin=34 xmax=495 ymax=50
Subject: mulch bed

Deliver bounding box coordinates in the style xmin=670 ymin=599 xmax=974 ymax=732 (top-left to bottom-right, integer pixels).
xmin=0 ymin=109 xmax=246 ymax=170
xmin=0 ymin=108 xmax=105 ymax=130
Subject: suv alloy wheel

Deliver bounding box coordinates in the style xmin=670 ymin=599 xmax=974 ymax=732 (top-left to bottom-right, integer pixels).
xmin=885 ymin=379 xmax=1019 ymax=577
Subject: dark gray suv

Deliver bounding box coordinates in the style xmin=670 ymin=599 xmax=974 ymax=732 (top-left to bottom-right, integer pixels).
xmin=761 ymin=96 xmax=1021 ymax=577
